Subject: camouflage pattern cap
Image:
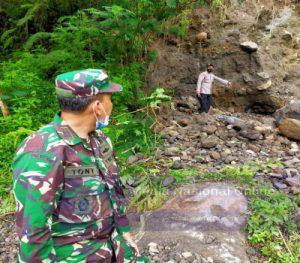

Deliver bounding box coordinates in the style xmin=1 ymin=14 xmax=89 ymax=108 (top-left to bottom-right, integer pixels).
xmin=55 ymin=69 xmax=122 ymax=98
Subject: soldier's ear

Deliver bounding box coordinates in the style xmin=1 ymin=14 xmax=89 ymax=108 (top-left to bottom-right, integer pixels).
xmin=87 ymin=99 xmax=99 ymax=114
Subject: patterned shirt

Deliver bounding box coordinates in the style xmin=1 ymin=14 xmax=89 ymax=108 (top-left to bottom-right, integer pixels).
xmin=196 ymin=71 xmax=229 ymax=94
xmin=12 ymin=113 xmax=130 ymax=262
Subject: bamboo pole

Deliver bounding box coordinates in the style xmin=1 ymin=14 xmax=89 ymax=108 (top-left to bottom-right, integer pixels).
xmin=0 ymin=90 xmax=10 ymax=117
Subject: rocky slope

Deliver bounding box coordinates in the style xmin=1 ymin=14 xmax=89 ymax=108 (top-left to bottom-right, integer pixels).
xmin=152 ymin=101 xmax=300 ymax=196
xmin=146 ymin=0 xmax=300 ymax=114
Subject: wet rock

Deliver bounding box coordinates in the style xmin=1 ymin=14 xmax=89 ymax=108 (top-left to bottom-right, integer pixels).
xmin=240 ymin=41 xmax=258 ymax=52
xmin=201 ymin=135 xmax=219 ymax=149
xmin=278 ymin=118 xmax=300 ymax=140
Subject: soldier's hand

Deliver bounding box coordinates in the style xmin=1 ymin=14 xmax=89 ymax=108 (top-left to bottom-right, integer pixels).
xmin=227 ymin=82 xmax=232 ymax=88
xmin=196 ymin=89 xmax=200 ymax=97
xmin=123 ymin=232 xmax=140 ymax=255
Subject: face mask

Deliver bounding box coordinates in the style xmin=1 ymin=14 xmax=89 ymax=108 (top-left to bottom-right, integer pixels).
xmin=96 ymin=115 xmax=110 ymax=129
xmin=94 ymin=103 xmax=110 ymax=130
xmin=207 ymin=68 xmax=213 ymax=73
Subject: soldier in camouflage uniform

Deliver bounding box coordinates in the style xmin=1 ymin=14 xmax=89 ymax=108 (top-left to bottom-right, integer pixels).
xmin=12 ymin=69 xmax=150 ymax=263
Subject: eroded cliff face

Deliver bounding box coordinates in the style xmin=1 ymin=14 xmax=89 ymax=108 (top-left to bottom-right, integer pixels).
xmin=146 ymin=1 xmax=300 ymax=114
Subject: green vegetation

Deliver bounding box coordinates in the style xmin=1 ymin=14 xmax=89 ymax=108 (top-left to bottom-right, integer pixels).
xmin=0 ymin=0 xmax=227 ymax=215
xmin=0 ymin=1 xmax=298 ymax=262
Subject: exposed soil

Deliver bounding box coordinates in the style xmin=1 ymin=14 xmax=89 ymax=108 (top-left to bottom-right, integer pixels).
xmin=146 ymin=1 xmax=300 ymax=114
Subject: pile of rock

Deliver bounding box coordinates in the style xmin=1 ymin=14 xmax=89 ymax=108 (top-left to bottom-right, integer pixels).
xmin=275 ymin=100 xmax=300 ymax=141
xmin=145 ymin=101 xmax=300 ymax=195
xmin=268 ymin=165 xmax=300 ymax=195
xmin=142 ymin=242 xmax=218 ymax=263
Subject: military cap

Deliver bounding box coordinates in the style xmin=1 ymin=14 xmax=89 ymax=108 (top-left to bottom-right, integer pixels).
xmin=55 ymin=69 xmax=122 ymax=98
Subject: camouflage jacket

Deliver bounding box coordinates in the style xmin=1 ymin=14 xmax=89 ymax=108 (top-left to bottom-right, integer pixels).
xmin=12 ymin=113 xmax=131 ymax=262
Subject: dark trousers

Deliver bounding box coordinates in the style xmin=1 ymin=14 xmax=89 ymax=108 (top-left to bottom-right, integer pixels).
xmin=197 ymin=94 xmax=212 ymax=113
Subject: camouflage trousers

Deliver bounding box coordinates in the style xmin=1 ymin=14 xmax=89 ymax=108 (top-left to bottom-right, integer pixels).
xmin=54 ymin=229 xmax=150 ymax=263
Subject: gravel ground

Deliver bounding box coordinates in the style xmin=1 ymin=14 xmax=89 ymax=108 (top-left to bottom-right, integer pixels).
xmin=0 ymin=216 xmax=214 ymax=263
xmin=0 ymin=214 xmax=18 ymax=263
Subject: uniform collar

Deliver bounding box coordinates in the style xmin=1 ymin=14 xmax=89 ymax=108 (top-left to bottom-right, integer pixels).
xmin=53 ymin=112 xmax=93 ymax=149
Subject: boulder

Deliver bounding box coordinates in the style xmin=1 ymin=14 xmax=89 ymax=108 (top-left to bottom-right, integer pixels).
xmin=240 ymin=41 xmax=258 ymax=52
xmin=239 ymin=130 xmax=262 ymax=140
xmin=274 ymin=100 xmax=300 ymax=126
xmin=202 ymin=125 xmax=218 ymax=135
xmin=279 ymin=118 xmax=300 ymax=140
xmin=201 ymin=135 xmax=219 ymax=149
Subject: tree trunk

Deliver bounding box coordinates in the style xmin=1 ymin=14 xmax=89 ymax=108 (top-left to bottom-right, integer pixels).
xmin=0 ymin=91 xmax=10 ymax=117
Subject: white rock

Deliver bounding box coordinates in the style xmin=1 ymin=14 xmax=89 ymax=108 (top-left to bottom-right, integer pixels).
xmin=257 ymin=80 xmax=272 ymax=90
xmin=149 ymin=246 xmax=159 ymax=255
xmin=240 ymin=41 xmax=258 ymax=52
xmin=246 ymin=150 xmax=256 ymax=156
xmin=148 ymin=242 xmax=158 ymax=247
xmin=182 ymin=252 xmax=193 ymax=259
xmin=171 ymin=156 xmax=181 ymax=162
xmin=291 ymin=142 xmax=299 ymax=150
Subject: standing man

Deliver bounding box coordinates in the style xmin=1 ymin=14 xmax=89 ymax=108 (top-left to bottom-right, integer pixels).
xmin=12 ymin=69 xmax=150 ymax=263
xmin=196 ymin=63 xmax=232 ymax=113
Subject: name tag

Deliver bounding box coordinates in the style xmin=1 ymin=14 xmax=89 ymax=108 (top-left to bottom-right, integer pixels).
xmin=65 ymin=165 xmax=100 ymax=178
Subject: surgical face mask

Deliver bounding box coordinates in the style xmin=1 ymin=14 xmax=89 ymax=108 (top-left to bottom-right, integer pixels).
xmin=96 ymin=115 xmax=110 ymax=129
xmin=94 ymin=103 xmax=110 ymax=130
